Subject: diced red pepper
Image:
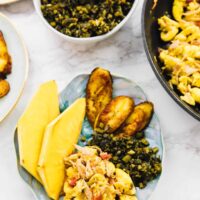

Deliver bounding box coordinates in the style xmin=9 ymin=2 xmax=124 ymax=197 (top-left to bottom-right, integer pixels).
xmin=69 ymin=177 xmax=77 ymax=187
xmin=196 ymin=21 xmax=200 ymax=27
xmin=93 ymin=195 xmax=103 ymax=200
xmin=100 ymin=152 xmax=112 ymax=160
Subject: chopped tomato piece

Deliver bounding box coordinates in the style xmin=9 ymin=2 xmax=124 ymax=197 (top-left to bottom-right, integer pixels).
xmin=69 ymin=177 xmax=77 ymax=187
xmin=93 ymin=195 xmax=103 ymax=200
xmin=196 ymin=21 xmax=200 ymax=27
xmin=100 ymin=152 xmax=111 ymax=160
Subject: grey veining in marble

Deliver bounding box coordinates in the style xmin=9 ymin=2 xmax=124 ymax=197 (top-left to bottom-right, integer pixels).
xmin=0 ymin=0 xmax=200 ymax=200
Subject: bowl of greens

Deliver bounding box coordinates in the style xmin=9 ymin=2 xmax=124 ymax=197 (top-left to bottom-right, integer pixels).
xmin=33 ymin=0 xmax=139 ymax=43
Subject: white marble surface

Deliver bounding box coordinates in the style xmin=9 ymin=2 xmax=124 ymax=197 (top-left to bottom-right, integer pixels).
xmin=0 ymin=0 xmax=200 ymax=199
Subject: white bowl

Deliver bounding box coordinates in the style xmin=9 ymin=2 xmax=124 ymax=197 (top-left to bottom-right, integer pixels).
xmin=33 ymin=0 xmax=139 ymax=44
xmin=0 ymin=0 xmax=20 ymax=5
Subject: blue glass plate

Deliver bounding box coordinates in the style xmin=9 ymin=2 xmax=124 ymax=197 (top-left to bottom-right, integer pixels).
xmin=14 ymin=74 xmax=164 ymax=200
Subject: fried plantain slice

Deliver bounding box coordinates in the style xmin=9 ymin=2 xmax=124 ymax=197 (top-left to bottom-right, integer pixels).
xmin=86 ymin=67 xmax=113 ymax=127
xmin=0 ymin=79 xmax=10 ymax=98
xmin=0 ymin=31 xmax=12 ymax=75
xmin=94 ymin=96 xmax=134 ymax=133
xmin=121 ymin=102 xmax=154 ymax=136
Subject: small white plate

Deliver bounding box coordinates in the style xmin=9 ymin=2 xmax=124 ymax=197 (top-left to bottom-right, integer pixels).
xmin=0 ymin=0 xmax=20 ymax=5
xmin=0 ymin=13 xmax=28 ymax=122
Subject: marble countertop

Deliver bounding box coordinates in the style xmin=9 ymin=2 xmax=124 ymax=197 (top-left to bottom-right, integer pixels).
xmin=0 ymin=0 xmax=200 ymax=199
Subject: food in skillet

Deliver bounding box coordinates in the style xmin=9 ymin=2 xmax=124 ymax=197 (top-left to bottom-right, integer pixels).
xmin=40 ymin=0 xmax=135 ymax=38
xmin=64 ymin=145 xmax=137 ymax=200
xmin=0 ymin=31 xmax=12 ymax=98
xmin=86 ymin=67 xmax=112 ymax=127
xmin=158 ymin=0 xmax=200 ymax=106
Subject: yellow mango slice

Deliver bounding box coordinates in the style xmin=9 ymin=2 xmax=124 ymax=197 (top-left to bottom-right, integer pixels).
xmin=37 ymin=98 xmax=86 ymax=200
xmin=17 ymin=81 xmax=60 ymax=182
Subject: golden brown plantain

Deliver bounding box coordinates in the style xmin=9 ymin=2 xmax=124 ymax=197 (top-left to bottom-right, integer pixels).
xmin=0 ymin=31 xmax=12 ymax=75
xmin=121 ymin=102 xmax=154 ymax=136
xmin=86 ymin=67 xmax=113 ymax=127
xmin=94 ymin=96 xmax=134 ymax=133
xmin=0 ymin=79 xmax=10 ymax=98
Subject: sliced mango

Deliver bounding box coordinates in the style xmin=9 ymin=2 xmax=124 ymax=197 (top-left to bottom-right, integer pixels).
xmin=17 ymin=81 xmax=60 ymax=182
xmin=37 ymin=98 xmax=86 ymax=200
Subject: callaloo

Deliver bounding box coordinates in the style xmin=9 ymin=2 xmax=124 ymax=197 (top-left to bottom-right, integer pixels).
xmin=41 ymin=0 xmax=134 ymax=38
xmin=88 ymin=132 xmax=162 ymax=189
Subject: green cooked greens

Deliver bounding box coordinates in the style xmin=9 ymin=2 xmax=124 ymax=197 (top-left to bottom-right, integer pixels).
xmin=41 ymin=0 xmax=134 ymax=38
xmin=88 ymin=132 xmax=162 ymax=189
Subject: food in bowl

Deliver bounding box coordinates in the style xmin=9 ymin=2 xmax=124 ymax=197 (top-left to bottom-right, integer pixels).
xmin=40 ymin=0 xmax=135 ymax=38
xmin=157 ymin=0 xmax=200 ymax=106
xmin=0 ymin=31 xmax=12 ymax=98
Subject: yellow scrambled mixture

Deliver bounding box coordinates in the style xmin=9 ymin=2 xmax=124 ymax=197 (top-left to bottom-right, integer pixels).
xmin=158 ymin=0 xmax=200 ymax=106
xmin=63 ymin=146 xmax=137 ymax=200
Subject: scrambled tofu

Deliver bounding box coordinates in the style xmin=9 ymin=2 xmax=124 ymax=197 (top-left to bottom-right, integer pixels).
xmin=63 ymin=146 xmax=137 ymax=200
xmin=158 ymin=0 xmax=200 ymax=106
